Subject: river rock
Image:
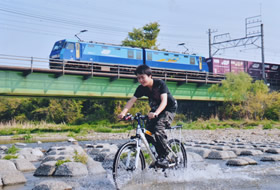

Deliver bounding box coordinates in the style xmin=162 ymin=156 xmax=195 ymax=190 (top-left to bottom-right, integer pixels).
xmin=87 ymin=157 xmax=106 ymax=175
xmin=15 ymin=143 xmax=27 ymax=146
xmin=187 ymin=152 xmax=203 ymax=162
xmin=207 ymin=150 xmax=237 ymax=160
xmin=185 ymin=147 xmax=211 ymax=158
xmin=0 ymin=159 xmax=17 ymax=171
xmin=86 ymin=143 xmax=118 ymax=169
xmin=18 ymin=148 xmax=44 ymax=162
xmin=54 ymin=162 xmax=88 ymax=177
xmin=32 ymin=180 xmax=72 ymax=190
xmin=226 ymin=157 xmax=257 ymax=166
xmin=241 ymin=157 xmax=258 ymax=165
xmin=1 ymin=170 xmax=27 ymax=185
xmin=239 ymin=149 xmax=263 ymax=156
xmin=265 ymin=148 xmax=280 ymax=154
xmin=226 ymin=159 xmax=248 ymax=166
xmin=0 ymin=160 xmax=27 ymax=185
xmin=13 ymin=158 xmax=36 ymax=172
xmin=0 ymin=146 xmax=8 ymax=151
xmin=34 ymin=161 xmax=57 ymax=176
xmin=260 ymin=155 xmax=280 ymax=162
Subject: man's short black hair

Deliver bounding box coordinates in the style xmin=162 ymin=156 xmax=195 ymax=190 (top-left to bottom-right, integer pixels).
xmin=135 ymin=64 xmax=152 ymax=76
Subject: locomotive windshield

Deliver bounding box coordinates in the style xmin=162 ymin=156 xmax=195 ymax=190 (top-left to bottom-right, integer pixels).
xmin=52 ymin=41 xmax=65 ymax=52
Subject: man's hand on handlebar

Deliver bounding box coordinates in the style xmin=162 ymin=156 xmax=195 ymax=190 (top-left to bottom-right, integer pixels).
xmin=118 ymin=113 xmax=125 ymax=120
xmin=148 ymin=112 xmax=158 ymax=120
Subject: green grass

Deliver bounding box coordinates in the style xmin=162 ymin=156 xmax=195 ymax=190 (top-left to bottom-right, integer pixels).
xmin=3 ymin=154 xmax=18 ymax=160
xmin=7 ymin=145 xmax=19 ymax=154
xmin=55 ymin=159 xmax=71 ymax=167
xmin=0 ymin=119 xmax=279 ymax=139
xmin=180 ymin=119 xmax=280 ymax=130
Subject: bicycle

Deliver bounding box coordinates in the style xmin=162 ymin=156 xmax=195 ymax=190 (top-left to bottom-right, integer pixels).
xmin=112 ymin=112 xmax=187 ymax=189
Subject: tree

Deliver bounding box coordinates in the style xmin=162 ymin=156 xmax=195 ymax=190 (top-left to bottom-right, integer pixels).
xmin=245 ymin=80 xmax=270 ymax=120
xmin=122 ymin=22 xmax=160 ymax=49
xmin=209 ymin=72 xmax=253 ymax=119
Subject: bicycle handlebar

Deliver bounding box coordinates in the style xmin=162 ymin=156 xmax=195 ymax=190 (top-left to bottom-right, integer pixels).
xmin=122 ymin=113 xmax=147 ymax=121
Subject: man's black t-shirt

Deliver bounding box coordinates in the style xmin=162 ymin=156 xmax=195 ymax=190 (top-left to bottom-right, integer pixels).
xmin=133 ymin=79 xmax=177 ymax=113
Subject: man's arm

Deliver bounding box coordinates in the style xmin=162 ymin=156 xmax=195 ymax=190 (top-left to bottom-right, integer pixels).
xmin=118 ymin=96 xmax=137 ymax=119
xmin=148 ymin=93 xmax=167 ymax=119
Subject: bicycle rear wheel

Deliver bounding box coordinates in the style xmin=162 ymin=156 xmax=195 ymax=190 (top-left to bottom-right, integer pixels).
xmin=168 ymin=138 xmax=187 ymax=168
xmin=113 ymin=141 xmax=146 ymax=189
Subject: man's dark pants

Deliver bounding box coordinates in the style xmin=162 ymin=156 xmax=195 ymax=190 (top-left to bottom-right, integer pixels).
xmin=145 ymin=111 xmax=175 ymax=159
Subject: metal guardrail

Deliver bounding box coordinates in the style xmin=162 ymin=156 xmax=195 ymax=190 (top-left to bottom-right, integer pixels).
xmin=0 ymin=54 xmax=226 ymax=84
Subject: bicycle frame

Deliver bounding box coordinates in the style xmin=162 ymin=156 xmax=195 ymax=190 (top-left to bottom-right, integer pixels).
xmin=130 ymin=115 xmax=157 ymax=169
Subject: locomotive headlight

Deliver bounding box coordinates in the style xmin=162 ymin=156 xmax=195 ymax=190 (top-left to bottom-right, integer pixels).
xmin=51 ymin=54 xmax=60 ymax=58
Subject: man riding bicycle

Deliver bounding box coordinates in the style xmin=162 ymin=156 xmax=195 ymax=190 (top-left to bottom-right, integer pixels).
xmin=118 ymin=64 xmax=177 ymax=167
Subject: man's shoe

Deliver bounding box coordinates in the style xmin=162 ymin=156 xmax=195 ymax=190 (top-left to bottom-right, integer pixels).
xmin=156 ymin=157 xmax=169 ymax=168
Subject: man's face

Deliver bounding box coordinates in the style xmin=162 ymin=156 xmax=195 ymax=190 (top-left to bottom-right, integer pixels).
xmin=137 ymin=74 xmax=152 ymax=87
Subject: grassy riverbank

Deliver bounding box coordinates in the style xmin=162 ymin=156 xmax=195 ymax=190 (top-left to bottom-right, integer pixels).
xmin=0 ymin=119 xmax=279 ymax=139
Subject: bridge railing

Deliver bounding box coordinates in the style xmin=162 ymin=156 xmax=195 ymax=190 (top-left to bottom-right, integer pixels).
xmin=0 ymin=54 xmax=228 ymax=84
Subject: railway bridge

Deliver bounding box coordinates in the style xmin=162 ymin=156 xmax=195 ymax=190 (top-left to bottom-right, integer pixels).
xmin=0 ymin=54 xmax=224 ymax=100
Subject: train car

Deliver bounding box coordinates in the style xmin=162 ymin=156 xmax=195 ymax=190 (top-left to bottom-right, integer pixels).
xmin=145 ymin=49 xmax=208 ymax=72
xmin=207 ymin=57 xmax=280 ymax=82
xmin=49 ymin=39 xmax=209 ymax=72
xmin=49 ymin=39 xmax=143 ymax=68
xmin=206 ymin=57 xmax=247 ymax=74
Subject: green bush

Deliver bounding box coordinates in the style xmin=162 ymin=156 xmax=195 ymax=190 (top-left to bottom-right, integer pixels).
xmin=263 ymin=123 xmax=273 ymax=130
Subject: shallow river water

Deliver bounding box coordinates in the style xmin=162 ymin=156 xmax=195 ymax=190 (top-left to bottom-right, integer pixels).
xmin=1 ymin=140 xmax=280 ymax=190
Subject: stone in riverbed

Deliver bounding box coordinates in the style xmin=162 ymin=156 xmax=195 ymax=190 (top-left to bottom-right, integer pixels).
xmin=185 ymin=147 xmax=211 ymax=158
xmin=260 ymin=155 xmax=280 ymax=162
xmin=34 ymin=161 xmax=57 ymax=176
xmin=226 ymin=159 xmax=248 ymax=166
xmin=87 ymin=157 xmax=106 ymax=175
xmin=187 ymin=152 xmax=203 ymax=162
xmin=265 ymin=148 xmax=280 ymax=154
xmin=207 ymin=150 xmax=237 ymax=160
xmin=0 ymin=160 xmax=26 ymax=185
xmin=226 ymin=157 xmax=257 ymax=166
xmin=32 ymin=180 xmax=72 ymax=190
xmin=13 ymin=158 xmax=36 ymax=172
xmin=54 ymin=162 xmax=88 ymax=177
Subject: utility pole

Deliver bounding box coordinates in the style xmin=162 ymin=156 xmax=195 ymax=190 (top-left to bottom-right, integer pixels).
xmin=261 ymin=23 xmax=265 ymax=82
xmin=208 ymin=29 xmax=217 ymax=58
xmin=208 ymin=29 xmax=211 ymax=58
xmin=209 ymin=15 xmax=266 ymax=82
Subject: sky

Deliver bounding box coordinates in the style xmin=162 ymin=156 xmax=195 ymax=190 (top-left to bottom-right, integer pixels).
xmin=0 ymin=0 xmax=280 ymax=65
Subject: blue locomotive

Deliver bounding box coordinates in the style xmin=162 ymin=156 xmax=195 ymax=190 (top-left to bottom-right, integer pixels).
xmin=49 ymin=39 xmax=209 ymax=72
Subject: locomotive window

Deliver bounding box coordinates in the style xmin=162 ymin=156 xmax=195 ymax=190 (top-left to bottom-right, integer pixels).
xmin=184 ymin=55 xmax=189 ymax=58
xmin=190 ymin=57 xmax=195 ymax=64
xmin=115 ymin=47 xmax=121 ymax=50
xmin=174 ymin=54 xmax=179 ymax=57
xmin=65 ymin=43 xmax=74 ymax=50
xmin=128 ymin=50 xmax=134 ymax=59
xmin=136 ymin=51 xmax=142 ymax=60
xmin=147 ymin=52 xmax=152 ymax=60
xmin=164 ymin=53 xmax=169 ymax=56
xmin=53 ymin=42 xmax=64 ymax=51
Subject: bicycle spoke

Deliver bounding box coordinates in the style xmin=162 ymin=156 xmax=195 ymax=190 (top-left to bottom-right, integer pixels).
xmin=113 ymin=142 xmax=145 ymax=189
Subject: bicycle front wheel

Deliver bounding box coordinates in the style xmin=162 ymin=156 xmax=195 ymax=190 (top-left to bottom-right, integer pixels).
xmin=168 ymin=138 xmax=187 ymax=169
xmin=112 ymin=141 xmax=146 ymax=189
